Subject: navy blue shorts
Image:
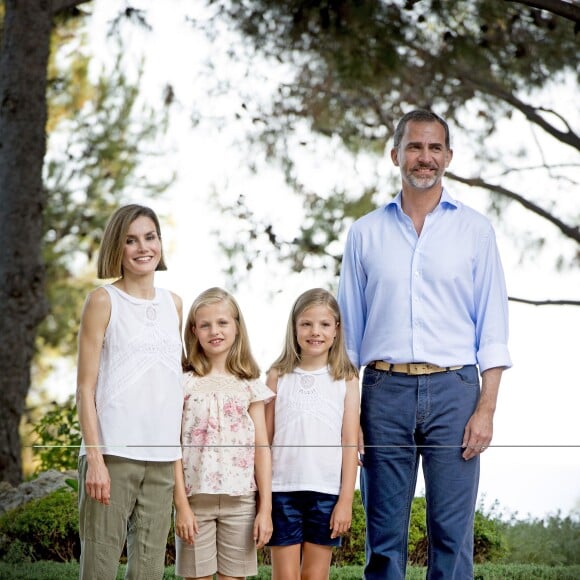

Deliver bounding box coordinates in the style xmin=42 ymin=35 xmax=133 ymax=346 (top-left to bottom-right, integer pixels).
xmin=268 ymin=491 xmax=341 ymax=547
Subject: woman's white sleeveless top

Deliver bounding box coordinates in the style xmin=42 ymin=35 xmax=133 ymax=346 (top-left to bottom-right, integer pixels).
xmin=271 ymin=366 xmax=346 ymax=495
xmin=80 ymin=285 xmax=183 ymax=461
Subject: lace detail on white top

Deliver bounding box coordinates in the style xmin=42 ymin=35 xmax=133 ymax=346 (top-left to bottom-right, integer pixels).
xmin=271 ymin=366 xmax=346 ymax=495
xmin=80 ymin=285 xmax=183 ymax=462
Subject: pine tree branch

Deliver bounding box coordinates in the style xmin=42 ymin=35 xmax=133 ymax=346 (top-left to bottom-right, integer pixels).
xmin=508 ymin=0 xmax=580 ymax=24
xmin=458 ymin=74 xmax=580 ymax=151
xmin=509 ymin=296 xmax=580 ymax=306
xmin=445 ymin=171 xmax=580 ymax=244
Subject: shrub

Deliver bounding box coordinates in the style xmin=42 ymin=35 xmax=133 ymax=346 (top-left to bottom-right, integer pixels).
xmin=346 ymin=494 xmax=507 ymax=567
xmin=164 ymin=521 xmax=176 ymax=567
xmin=408 ymin=496 xmax=428 ymax=565
xmin=259 ymin=490 xmax=367 ymax=567
xmin=30 ymin=396 xmax=81 ymax=473
xmin=0 ymin=487 xmax=79 ymax=563
xmin=501 ymin=511 xmax=580 ymax=566
xmin=473 ymin=500 xmax=508 ymax=563
xmin=0 ymin=482 xmax=178 ymax=567
xmin=333 ymin=489 xmax=366 ymax=566
xmin=407 ymin=498 xmax=508 ymax=566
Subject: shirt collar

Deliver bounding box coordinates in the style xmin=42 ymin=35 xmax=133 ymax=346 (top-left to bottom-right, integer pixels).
xmin=386 ymin=188 xmax=459 ymax=211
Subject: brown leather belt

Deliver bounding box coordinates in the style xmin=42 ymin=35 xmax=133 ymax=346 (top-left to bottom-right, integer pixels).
xmin=372 ymin=361 xmax=463 ymax=375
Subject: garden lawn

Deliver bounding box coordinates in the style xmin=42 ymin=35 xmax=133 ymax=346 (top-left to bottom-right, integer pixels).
xmin=2 ymin=563 xmax=580 ymax=579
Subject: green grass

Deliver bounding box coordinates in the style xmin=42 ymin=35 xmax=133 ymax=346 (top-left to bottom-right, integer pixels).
xmin=1 ymin=563 xmax=580 ymax=579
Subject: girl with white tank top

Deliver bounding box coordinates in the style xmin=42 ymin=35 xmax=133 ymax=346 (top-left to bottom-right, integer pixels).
xmin=265 ymin=289 xmax=360 ymax=579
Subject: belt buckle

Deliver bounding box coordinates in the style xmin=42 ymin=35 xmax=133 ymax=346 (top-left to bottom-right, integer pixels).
xmin=409 ymin=363 xmax=428 ymax=375
xmin=411 ymin=363 xmax=439 ymax=375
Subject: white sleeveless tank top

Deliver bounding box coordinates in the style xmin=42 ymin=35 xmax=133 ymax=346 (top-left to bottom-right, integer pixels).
xmin=80 ymin=285 xmax=183 ymax=461
xmin=271 ymin=366 xmax=346 ymax=495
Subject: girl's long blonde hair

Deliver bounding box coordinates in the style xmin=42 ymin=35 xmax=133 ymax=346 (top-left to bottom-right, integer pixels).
xmin=183 ymin=287 xmax=260 ymax=380
xmin=270 ymin=288 xmax=358 ymax=381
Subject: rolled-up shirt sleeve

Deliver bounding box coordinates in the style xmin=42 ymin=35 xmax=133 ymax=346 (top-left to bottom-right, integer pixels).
xmin=473 ymin=225 xmax=512 ymax=372
xmin=338 ymin=226 xmax=367 ymax=369
xmin=337 ymin=191 xmax=511 ymax=374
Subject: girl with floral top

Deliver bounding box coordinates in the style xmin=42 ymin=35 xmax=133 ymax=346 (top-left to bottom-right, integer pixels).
xmin=265 ymin=289 xmax=360 ymax=580
xmin=174 ymin=287 xmax=274 ymax=580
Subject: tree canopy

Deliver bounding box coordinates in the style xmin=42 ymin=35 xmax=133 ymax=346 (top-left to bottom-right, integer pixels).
xmin=0 ymin=1 xmax=172 ymax=483
xmin=205 ymin=0 xmax=579 ymax=303
xmin=1 ymin=0 xmax=578 ymax=484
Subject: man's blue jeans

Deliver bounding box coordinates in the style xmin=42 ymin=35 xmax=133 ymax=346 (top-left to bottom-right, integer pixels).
xmin=360 ymin=365 xmax=480 ymax=580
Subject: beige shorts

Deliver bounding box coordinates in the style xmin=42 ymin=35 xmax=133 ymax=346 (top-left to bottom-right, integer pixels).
xmin=175 ymin=493 xmax=257 ymax=578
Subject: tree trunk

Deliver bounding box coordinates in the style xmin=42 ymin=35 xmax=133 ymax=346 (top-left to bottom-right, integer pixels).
xmin=0 ymin=0 xmax=52 ymax=485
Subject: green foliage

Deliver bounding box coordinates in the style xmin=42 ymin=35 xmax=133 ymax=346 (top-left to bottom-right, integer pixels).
xmin=406 ymin=497 xmax=507 ymax=566
xmin=1 ymin=563 xmax=580 ymax=579
xmin=336 ymin=493 xmax=506 ymax=566
xmin=472 ymin=564 xmax=580 ymax=579
xmin=0 ymin=477 xmax=576 ymax=574
xmin=217 ymin=184 xmax=385 ymax=285
xmin=47 ymin=7 xmax=93 ymax=134
xmin=27 ymin=15 xmax=175 ymax=390
xmin=501 ymin=511 xmax=580 ymax=566
xmin=333 ymin=489 xmax=366 ymax=566
xmin=23 ymin=18 xmax=176 ymax=478
xmin=474 ymin=501 xmax=508 ymax=563
xmin=257 ymin=546 xmax=270 ymax=566
xmin=210 ymin=0 xmax=580 ymax=287
xmin=408 ymin=496 xmax=428 ymax=565
xmin=330 ymin=566 xmax=365 ymax=579
xmin=40 ymin=46 xmax=173 ymax=365
xmin=0 ymin=480 xmax=178 ymax=568
xmin=0 ymin=562 xmax=180 ymax=580
xmin=221 ymin=0 xmax=578 ymax=147
xmin=0 ymin=561 xmax=80 ymax=580
xmin=164 ymin=520 xmax=176 ymax=567
xmin=30 ymin=396 xmax=81 ymax=473
xmin=0 ymin=488 xmax=79 ymax=563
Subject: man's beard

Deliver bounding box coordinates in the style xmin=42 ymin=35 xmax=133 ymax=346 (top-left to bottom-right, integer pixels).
xmin=406 ymin=165 xmax=443 ymax=190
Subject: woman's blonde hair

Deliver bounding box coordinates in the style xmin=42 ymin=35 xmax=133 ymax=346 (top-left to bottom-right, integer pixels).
xmin=270 ymin=288 xmax=358 ymax=381
xmin=183 ymin=287 xmax=260 ymax=379
xmin=97 ymin=204 xmax=168 ymax=279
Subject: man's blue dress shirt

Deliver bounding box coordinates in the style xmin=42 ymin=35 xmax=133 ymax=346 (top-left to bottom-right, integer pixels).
xmin=337 ymin=189 xmax=512 ymax=372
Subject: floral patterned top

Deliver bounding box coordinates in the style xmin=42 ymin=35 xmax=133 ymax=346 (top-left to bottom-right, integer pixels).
xmin=181 ymin=373 xmax=275 ymax=496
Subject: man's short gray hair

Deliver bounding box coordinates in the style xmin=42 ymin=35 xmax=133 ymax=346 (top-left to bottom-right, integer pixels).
xmin=393 ymin=110 xmax=451 ymax=149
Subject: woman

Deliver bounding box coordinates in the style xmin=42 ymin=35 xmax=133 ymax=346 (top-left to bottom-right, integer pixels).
xmin=76 ymin=204 xmax=183 ymax=579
